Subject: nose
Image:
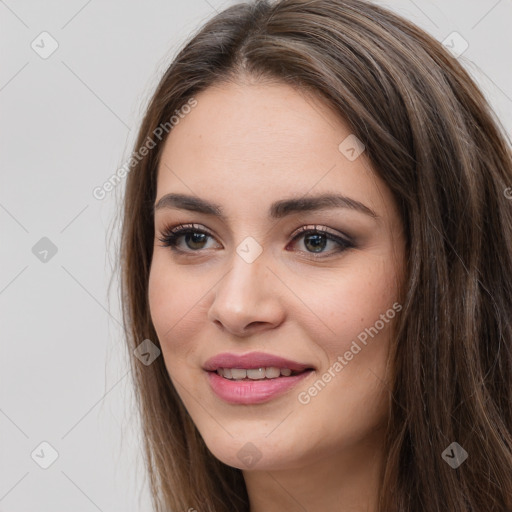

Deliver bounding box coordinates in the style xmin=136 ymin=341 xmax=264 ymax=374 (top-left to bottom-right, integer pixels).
xmin=207 ymin=249 xmax=286 ymax=337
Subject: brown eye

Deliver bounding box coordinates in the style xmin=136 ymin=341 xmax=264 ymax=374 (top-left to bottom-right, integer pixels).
xmin=181 ymin=231 xmax=209 ymax=250
xmin=288 ymin=226 xmax=354 ymax=258
xmin=157 ymin=224 xmax=218 ymax=252
xmin=303 ymin=232 xmax=328 ymax=253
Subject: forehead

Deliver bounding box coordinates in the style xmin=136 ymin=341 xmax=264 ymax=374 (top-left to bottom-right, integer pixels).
xmin=155 ymin=81 xmax=390 ymax=221
xmin=160 ymin=81 xmax=355 ymax=172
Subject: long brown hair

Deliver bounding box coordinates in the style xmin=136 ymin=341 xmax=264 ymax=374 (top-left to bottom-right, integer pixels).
xmin=117 ymin=0 xmax=512 ymax=510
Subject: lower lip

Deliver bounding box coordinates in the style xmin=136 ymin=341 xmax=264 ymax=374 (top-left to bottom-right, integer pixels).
xmin=205 ymin=370 xmax=314 ymax=405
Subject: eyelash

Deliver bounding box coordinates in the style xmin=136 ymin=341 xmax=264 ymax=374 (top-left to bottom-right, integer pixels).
xmin=157 ymin=223 xmax=355 ymax=259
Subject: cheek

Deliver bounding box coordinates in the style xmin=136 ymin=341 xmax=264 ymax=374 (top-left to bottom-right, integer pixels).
xmin=148 ymin=257 xmax=177 ymax=334
xmin=291 ymin=261 xmax=398 ymax=447
xmin=147 ymin=255 xmax=205 ymax=360
xmin=302 ymin=254 xmax=401 ymax=358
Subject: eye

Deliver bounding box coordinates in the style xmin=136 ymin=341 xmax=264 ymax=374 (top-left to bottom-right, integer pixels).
xmin=157 ymin=223 xmax=354 ymax=258
xmin=287 ymin=225 xmax=354 ymax=258
xmin=157 ymin=223 xmax=218 ymax=252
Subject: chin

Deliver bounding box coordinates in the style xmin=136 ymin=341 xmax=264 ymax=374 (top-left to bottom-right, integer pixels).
xmin=200 ymin=429 xmax=307 ymax=471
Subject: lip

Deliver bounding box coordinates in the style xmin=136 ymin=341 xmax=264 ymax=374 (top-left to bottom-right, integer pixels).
xmin=203 ymin=351 xmax=313 ymax=372
xmin=203 ymin=351 xmax=315 ymax=405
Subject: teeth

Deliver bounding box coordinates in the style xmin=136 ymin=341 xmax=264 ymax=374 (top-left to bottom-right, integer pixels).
xmin=265 ymin=367 xmax=280 ymax=379
xmin=246 ymin=368 xmax=266 ymax=379
xmin=230 ymin=368 xmax=247 ymax=380
xmin=215 ymin=367 xmax=298 ymax=380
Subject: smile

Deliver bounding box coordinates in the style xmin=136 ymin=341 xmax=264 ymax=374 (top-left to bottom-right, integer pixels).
xmin=203 ymin=351 xmax=315 ymax=404
xmin=215 ymin=367 xmax=298 ymax=380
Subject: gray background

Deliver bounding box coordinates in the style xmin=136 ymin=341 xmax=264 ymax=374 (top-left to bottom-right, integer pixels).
xmin=1 ymin=0 xmax=511 ymax=511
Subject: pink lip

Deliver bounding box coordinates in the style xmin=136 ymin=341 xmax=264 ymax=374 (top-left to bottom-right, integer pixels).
xmin=203 ymin=351 xmax=312 ymax=372
xmin=206 ymin=370 xmax=314 ymax=404
xmin=203 ymin=351 xmax=315 ymax=405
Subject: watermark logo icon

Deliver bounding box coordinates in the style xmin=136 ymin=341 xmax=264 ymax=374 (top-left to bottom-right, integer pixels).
xmin=338 ymin=134 xmax=365 ymax=161
xmin=441 ymin=442 xmax=468 ymax=469
xmin=31 ymin=441 xmax=59 ymax=469
xmin=31 ymin=31 xmax=59 ymax=59
xmin=442 ymin=32 xmax=469 ymax=58
xmin=236 ymin=236 xmax=263 ymax=264
xmin=32 ymin=237 xmax=58 ymax=263
xmin=237 ymin=442 xmax=262 ymax=468
xmin=134 ymin=339 xmax=161 ymax=366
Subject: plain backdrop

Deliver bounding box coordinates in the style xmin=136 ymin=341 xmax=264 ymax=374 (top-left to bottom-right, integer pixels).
xmin=1 ymin=0 xmax=511 ymax=510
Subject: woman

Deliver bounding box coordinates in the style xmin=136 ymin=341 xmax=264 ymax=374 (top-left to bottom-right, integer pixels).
xmin=119 ymin=0 xmax=512 ymax=510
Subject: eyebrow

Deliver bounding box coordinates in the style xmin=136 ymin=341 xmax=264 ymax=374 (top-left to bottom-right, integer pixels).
xmin=154 ymin=192 xmax=378 ymax=219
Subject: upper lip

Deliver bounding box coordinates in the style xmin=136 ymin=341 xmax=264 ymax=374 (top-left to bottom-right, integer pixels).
xmin=203 ymin=352 xmax=314 ymax=372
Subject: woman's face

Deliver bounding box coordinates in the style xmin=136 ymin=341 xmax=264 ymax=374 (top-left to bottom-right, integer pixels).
xmin=148 ymin=80 xmax=405 ymax=472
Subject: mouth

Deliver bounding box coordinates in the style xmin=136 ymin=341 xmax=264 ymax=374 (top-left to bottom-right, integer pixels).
xmin=212 ymin=367 xmax=312 ymax=380
xmin=203 ymin=352 xmax=315 ymax=404
xmin=203 ymin=351 xmax=314 ymax=373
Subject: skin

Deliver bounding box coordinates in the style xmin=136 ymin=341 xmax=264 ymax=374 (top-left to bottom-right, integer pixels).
xmin=148 ymin=78 xmax=406 ymax=512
